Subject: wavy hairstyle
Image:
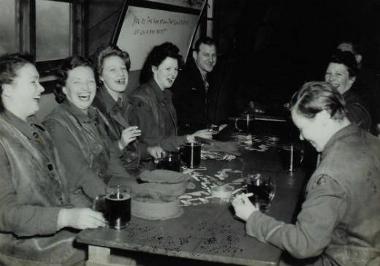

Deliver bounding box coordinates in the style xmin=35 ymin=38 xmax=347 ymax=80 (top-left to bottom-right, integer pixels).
xmin=328 ymin=50 xmax=358 ymax=78
xmin=139 ymin=42 xmax=183 ymax=84
xmin=95 ymin=45 xmax=131 ymax=79
xmin=54 ymin=56 xmax=94 ymax=103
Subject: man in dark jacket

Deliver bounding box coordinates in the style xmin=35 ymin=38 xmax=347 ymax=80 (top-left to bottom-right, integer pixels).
xmin=171 ymin=37 xmax=219 ymax=134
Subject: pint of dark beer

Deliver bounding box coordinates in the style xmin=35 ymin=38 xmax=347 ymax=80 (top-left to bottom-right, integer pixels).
xmin=181 ymin=142 xmax=201 ymax=168
xmin=105 ymin=186 xmax=131 ymax=230
xmin=236 ymin=114 xmax=254 ymax=133
xmin=155 ymin=152 xmax=181 ymax=172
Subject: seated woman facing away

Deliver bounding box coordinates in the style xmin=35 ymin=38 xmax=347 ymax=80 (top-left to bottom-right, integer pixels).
xmin=128 ymin=42 xmax=212 ymax=152
xmin=0 ymin=54 xmax=105 ymax=265
xmin=92 ymin=45 xmax=165 ymax=169
xmin=232 ymin=81 xmax=380 ymax=266
xmin=44 ymin=56 xmax=137 ymax=207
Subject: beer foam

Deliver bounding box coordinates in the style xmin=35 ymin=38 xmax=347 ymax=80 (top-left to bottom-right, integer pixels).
xmin=106 ymin=192 xmax=131 ymax=200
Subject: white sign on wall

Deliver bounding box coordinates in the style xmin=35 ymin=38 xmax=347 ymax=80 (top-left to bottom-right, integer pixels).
xmin=116 ymin=4 xmax=204 ymax=71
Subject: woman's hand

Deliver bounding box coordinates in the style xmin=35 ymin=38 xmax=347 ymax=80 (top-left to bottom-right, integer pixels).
xmin=147 ymin=145 xmax=166 ymax=159
xmin=119 ymin=126 xmax=141 ymax=149
xmin=187 ymin=129 xmax=213 ymax=142
xmin=231 ymin=194 xmax=259 ymax=222
xmin=57 ymin=208 xmax=106 ymax=230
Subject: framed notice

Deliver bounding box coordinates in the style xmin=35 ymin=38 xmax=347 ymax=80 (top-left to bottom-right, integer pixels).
xmin=112 ymin=0 xmax=206 ymax=71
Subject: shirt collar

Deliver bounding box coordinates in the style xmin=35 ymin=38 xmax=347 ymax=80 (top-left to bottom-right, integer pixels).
xmin=321 ymin=123 xmax=358 ymax=159
xmin=99 ymin=86 xmax=129 ymax=112
xmin=148 ymin=79 xmax=170 ymax=102
xmin=3 ymin=110 xmax=38 ymax=140
xmin=62 ymin=100 xmax=97 ymax=124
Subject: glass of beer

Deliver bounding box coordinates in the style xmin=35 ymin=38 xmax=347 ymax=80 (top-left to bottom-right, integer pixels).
xmin=155 ymin=151 xmax=181 ymax=172
xmin=105 ymin=184 xmax=131 ymax=230
xmin=235 ymin=114 xmax=254 ymax=134
xmin=181 ymin=142 xmax=201 ymax=169
xmin=244 ymin=174 xmax=276 ymax=212
xmin=208 ymin=124 xmax=220 ymax=135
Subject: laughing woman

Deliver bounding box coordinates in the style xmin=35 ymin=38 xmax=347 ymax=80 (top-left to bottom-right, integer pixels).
xmin=92 ymin=46 xmax=165 ymax=171
xmin=0 ymin=54 xmax=105 ymax=265
xmin=129 ymin=42 xmax=212 ymax=152
xmin=44 ymin=56 xmax=137 ymax=207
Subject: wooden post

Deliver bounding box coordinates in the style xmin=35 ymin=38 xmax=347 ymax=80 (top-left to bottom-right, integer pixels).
xmin=86 ymin=245 xmax=136 ymax=266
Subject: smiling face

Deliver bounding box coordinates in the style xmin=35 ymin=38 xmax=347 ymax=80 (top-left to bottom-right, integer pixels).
xmin=2 ymin=63 xmax=45 ymax=120
xmin=99 ymin=55 xmax=128 ymax=99
xmin=193 ymin=43 xmax=217 ymax=75
xmin=152 ymin=57 xmax=179 ymax=90
xmin=325 ymin=62 xmax=355 ymax=94
xmin=63 ymin=66 xmax=96 ymax=112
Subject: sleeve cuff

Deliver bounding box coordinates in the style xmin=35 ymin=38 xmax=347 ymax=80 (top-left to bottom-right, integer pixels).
xmin=245 ymin=211 xmax=285 ymax=243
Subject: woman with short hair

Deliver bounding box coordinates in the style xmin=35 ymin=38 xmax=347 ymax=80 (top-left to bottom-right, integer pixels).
xmin=0 ymin=53 xmax=105 ymax=265
xmin=325 ymin=50 xmax=372 ymax=131
xmin=233 ymin=81 xmax=380 ymax=266
xmin=129 ymin=42 xmax=212 ymax=152
xmin=93 ymin=45 xmax=165 ymax=170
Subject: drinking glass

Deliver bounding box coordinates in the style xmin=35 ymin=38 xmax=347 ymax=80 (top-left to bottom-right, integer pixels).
xmin=236 ymin=114 xmax=254 ymax=134
xmin=244 ymin=173 xmax=276 ymax=212
xmin=208 ymin=124 xmax=220 ymax=135
xmin=155 ymin=151 xmax=181 ymax=172
xmin=105 ymin=184 xmax=131 ymax=229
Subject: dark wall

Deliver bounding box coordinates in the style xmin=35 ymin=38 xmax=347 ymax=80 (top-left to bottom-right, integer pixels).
xmin=85 ymin=0 xmax=380 ymax=118
xmin=213 ymin=0 xmax=380 ymax=107
xmin=86 ymin=0 xmax=123 ymax=56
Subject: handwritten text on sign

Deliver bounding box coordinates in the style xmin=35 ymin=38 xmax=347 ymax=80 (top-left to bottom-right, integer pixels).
xmin=117 ymin=6 xmax=198 ymax=71
xmin=132 ymin=16 xmax=190 ymax=36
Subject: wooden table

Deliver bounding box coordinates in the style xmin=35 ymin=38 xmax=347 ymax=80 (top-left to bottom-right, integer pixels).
xmin=77 ymin=131 xmax=307 ymax=266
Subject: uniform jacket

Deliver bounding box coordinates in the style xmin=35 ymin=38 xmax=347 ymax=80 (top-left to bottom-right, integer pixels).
xmin=44 ymin=101 xmax=135 ymax=204
xmin=171 ymin=58 xmax=221 ymax=133
xmin=128 ymin=79 xmax=187 ymax=152
xmin=245 ymin=125 xmax=380 ymax=266
xmin=0 ymin=112 xmax=84 ymax=265
xmin=93 ymin=85 xmax=146 ymax=171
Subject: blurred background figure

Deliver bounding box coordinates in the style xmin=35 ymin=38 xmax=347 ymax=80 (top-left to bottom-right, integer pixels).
xmin=129 ymin=42 xmax=212 ymax=153
xmin=0 ymin=54 xmax=105 ymax=265
xmin=336 ymin=40 xmax=380 ymax=135
xmin=336 ymin=41 xmax=363 ymax=67
xmin=324 ymin=50 xmax=372 ymax=131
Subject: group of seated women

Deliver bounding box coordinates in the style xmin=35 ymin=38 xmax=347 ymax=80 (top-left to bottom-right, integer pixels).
xmin=0 ymin=41 xmax=214 ymax=265
xmin=1 ymin=38 xmax=379 ymax=265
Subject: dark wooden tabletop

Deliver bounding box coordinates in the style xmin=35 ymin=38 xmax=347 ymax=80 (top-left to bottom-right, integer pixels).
xmin=77 ymin=127 xmax=308 ymax=266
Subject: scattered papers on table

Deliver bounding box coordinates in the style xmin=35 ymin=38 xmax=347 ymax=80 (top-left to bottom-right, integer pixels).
xmin=201 ymin=150 xmax=237 ymax=161
xmin=233 ymin=134 xmax=281 ymax=152
xmin=179 ymin=168 xmax=243 ymax=206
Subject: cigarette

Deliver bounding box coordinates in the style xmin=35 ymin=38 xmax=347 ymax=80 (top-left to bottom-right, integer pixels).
xmin=232 ymin=188 xmax=243 ymax=194
xmin=245 ymin=193 xmax=254 ymax=197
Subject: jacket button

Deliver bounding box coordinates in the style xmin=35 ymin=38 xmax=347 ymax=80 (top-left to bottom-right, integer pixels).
xmin=47 ymin=164 xmax=54 ymax=171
